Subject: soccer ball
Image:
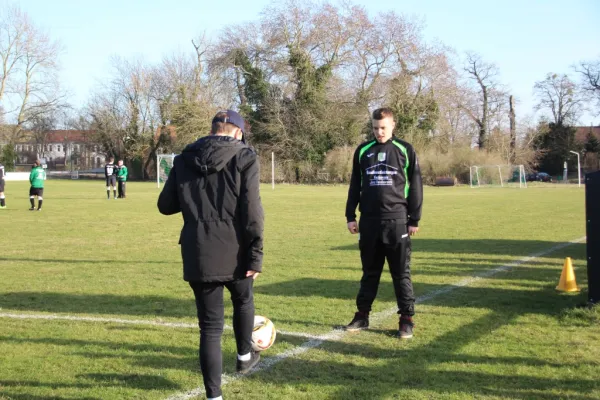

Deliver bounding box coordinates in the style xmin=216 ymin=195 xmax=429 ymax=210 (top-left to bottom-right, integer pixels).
xmin=252 ymin=315 xmax=276 ymax=351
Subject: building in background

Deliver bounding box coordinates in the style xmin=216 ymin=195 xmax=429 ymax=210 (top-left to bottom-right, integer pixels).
xmin=2 ymin=130 xmax=106 ymax=170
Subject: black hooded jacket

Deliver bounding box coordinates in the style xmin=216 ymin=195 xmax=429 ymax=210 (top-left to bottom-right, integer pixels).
xmin=157 ymin=135 xmax=264 ymax=282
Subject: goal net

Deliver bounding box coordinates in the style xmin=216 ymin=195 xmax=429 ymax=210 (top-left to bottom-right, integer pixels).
xmin=157 ymin=154 xmax=177 ymax=188
xmin=470 ymin=165 xmax=527 ymax=188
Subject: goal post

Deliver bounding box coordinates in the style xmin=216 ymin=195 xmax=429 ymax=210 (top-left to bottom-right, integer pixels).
xmin=157 ymin=153 xmax=176 ymax=188
xmin=470 ymin=164 xmax=527 ymax=188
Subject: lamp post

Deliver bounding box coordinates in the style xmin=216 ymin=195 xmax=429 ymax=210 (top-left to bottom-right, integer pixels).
xmin=569 ymin=150 xmax=581 ymax=188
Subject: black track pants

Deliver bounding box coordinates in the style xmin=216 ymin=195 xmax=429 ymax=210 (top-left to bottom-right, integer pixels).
xmin=189 ymin=278 xmax=255 ymax=398
xmin=356 ymin=218 xmax=415 ymax=316
xmin=118 ymin=181 xmax=126 ymax=198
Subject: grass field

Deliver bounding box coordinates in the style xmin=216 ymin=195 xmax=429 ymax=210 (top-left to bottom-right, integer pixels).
xmin=0 ymin=180 xmax=598 ymax=400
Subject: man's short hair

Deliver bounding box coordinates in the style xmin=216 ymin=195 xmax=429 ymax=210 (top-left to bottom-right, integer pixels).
xmin=34 ymin=159 xmax=41 ymax=166
xmin=109 ymin=157 xmax=114 ymax=162
xmin=372 ymin=108 xmax=395 ymax=121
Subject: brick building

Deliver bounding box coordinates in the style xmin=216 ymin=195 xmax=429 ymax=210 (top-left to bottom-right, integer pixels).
xmin=6 ymin=130 xmax=107 ymax=170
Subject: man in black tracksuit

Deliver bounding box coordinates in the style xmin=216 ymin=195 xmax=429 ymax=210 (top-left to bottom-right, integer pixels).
xmin=345 ymin=107 xmax=423 ymax=339
xmin=157 ymin=110 xmax=264 ymax=400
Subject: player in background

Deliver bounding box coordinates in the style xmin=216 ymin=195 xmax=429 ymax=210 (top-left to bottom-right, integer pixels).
xmin=29 ymin=160 xmax=46 ymax=211
xmin=104 ymin=157 xmax=118 ymax=199
xmin=344 ymin=107 xmax=423 ymax=339
xmin=0 ymin=162 xmax=6 ymax=209
xmin=117 ymin=160 xmax=128 ymax=198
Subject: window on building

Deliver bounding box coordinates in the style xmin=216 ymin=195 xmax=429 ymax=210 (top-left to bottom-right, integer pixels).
xmin=58 ymin=145 xmax=62 ymax=152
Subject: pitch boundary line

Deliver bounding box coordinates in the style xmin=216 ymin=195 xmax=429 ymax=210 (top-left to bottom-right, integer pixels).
xmin=164 ymin=236 xmax=586 ymax=400
xmin=0 ymin=312 xmax=324 ymax=341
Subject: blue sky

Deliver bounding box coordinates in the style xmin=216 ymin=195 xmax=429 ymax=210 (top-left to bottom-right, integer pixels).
xmin=12 ymin=0 xmax=600 ymax=125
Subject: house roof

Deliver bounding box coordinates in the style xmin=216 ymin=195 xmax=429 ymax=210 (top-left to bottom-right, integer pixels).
xmin=44 ymin=130 xmax=96 ymax=142
xmin=575 ymin=126 xmax=600 ymax=143
xmin=10 ymin=130 xmax=96 ymax=144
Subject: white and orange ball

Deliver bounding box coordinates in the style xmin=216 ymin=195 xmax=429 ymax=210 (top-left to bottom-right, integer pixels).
xmin=252 ymin=315 xmax=276 ymax=351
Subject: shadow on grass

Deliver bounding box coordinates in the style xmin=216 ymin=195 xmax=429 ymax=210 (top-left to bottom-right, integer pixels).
xmin=79 ymin=373 xmax=181 ymax=389
xmin=245 ymin=299 xmax=598 ymax=400
xmin=0 ymin=257 xmax=176 ymax=265
xmin=254 ymin=278 xmax=580 ymax=312
xmin=242 ymin=256 xmax=596 ymax=399
xmin=0 ymin=292 xmax=196 ymax=318
xmin=0 ymin=393 xmax=101 ymax=400
xmin=331 ymin=239 xmax=586 ymax=257
xmin=0 ymin=334 xmax=236 ymax=376
xmin=0 ymin=270 xmax=579 ymax=319
xmin=0 ymin=373 xmax=180 ymax=391
xmin=1 ymin=245 xmax=594 ymax=399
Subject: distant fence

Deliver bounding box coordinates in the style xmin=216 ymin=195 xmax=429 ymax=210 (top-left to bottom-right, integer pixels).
xmin=5 ymin=172 xmax=30 ymax=181
xmin=46 ymin=170 xmax=104 ymax=180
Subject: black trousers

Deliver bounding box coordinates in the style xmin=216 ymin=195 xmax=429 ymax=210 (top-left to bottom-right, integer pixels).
xmin=117 ymin=181 xmax=126 ymax=198
xmin=356 ymin=218 xmax=415 ymax=316
xmin=189 ymin=277 xmax=255 ymax=398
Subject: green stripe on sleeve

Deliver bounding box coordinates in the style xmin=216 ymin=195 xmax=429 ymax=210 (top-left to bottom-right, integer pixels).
xmin=392 ymin=139 xmax=410 ymax=198
xmin=358 ymin=140 xmax=377 ymax=161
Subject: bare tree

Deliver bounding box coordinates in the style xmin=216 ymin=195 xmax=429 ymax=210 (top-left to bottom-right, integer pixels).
xmin=87 ymin=56 xmax=156 ymax=171
xmin=29 ymin=112 xmax=57 ymax=160
xmin=460 ymin=52 xmax=505 ymax=150
xmin=575 ymin=58 xmax=600 ymax=114
xmin=509 ymin=95 xmax=516 ymax=161
xmin=533 ymin=73 xmax=585 ymax=126
xmin=0 ymin=5 xmax=25 ymax=104
xmin=0 ymin=4 xmax=64 ymax=146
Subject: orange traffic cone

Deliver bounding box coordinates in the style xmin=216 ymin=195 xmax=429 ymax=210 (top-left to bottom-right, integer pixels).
xmin=556 ymin=257 xmax=580 ymax=292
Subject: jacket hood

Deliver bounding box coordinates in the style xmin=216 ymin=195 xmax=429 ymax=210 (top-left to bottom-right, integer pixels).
xmin=181 ymin=135 xmax=246 ymax=175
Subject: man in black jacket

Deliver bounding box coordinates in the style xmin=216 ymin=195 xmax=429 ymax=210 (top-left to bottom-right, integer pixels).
xmin=345 ymin=107 xmax=423 ymax=339
xmin=158 ymin=110 xmax=264 ymax=400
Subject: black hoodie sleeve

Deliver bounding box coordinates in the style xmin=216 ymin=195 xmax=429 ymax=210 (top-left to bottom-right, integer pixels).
xmin=345 ymin=147 xmax=361 ymax=223
xmin=157 ymin=163 xmax=181 ymax=215
xmin=407 ymin=146 xmax=423 ymax=227
xmin=239 ymin=150 xmax=264 ymax=272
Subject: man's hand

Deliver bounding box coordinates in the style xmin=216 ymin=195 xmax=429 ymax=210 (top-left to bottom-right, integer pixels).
xmin=246 ymin=270 xmax=260 ymax=280
xmin=347 ymin=221 xmax=359 ymax=234
xmin=408 ymin=226 xmax=419 ymax=236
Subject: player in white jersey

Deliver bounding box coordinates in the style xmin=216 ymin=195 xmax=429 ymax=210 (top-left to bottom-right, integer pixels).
xmin=104 ymin=157 xmax=118 ymax=199
xmin=0 ymin=162 xmax=6 ymax=208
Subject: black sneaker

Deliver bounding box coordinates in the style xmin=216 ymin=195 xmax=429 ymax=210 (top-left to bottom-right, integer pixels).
xmin=398 ymin=316 xmax=414 ymax=339
xmin=236 ymin=351 xmax=260 ymax=375
xmin=37 ymin=208 xmax=42 ymax=211
xmin=345 ymin=312 xmax=369 ymax=332
xmin=29 ymin=207 xmax=35 ymax=211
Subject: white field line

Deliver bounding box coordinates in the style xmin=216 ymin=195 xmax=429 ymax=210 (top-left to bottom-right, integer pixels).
xmin=0 ymin=312 xmax=323 ymax=341
xmin=164 ymin=236 xmax=586 ymax=400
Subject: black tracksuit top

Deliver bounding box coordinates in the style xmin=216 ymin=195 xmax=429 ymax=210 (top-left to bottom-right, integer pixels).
xmin=345 ymin=136 xmax=423 ymax=226
xmin=157 ymin=135 xmax=264 ymax=282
